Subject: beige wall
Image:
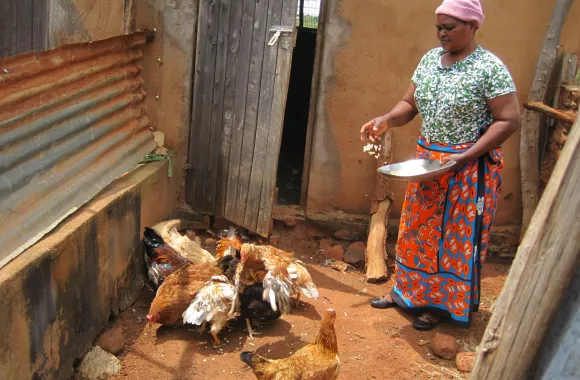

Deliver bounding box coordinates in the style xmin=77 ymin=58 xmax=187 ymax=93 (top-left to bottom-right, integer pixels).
xmin=306 ymin=0 xmax=580 ymax=227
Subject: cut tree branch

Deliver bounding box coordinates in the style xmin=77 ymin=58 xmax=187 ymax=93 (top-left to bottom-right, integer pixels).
xmin=523 ymin=101 xmax=577 ymax=124
xmin=365 ymin=132 xmax=393 ymax=283
xmin=519 ymin=0 xmax=574 ymax=239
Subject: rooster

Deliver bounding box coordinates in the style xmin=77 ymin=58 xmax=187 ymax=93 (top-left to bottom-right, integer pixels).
xmin=230 ymin=243 xmax=318 ymax=317
xmin=240 ymin=309 xmax=340 ymax=380
xmin=143 ymin=227 xmax=189 ymax=287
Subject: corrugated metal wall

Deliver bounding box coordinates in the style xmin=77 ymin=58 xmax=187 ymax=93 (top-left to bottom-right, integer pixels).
xmin=0 ymin=32 xmax=156 ymax=268
xmin=0 ymin=0 xmax=48 ymax=59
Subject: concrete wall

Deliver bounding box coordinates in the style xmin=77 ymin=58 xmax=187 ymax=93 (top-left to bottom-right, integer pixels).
xmin=47 ymin=0 xmax=198 ymax=211
xmin=0 ymin=161 xmax=176 ymax=379
xmin=306 ymin=0 xmax=580 ymax=227
xmin=134 ymin=0 xmax=198 ymax=206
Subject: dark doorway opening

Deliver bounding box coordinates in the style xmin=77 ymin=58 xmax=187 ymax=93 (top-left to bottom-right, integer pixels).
xmin=276 ymin=1 xmax=320 ymax=205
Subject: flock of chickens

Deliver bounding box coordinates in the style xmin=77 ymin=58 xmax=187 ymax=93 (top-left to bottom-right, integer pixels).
xmin=142 ymin=220 xmax=340 ymax=379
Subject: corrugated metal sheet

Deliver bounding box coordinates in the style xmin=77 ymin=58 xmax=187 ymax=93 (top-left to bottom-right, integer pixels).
xmin=0 ymin=32 xmax=156 ymax=268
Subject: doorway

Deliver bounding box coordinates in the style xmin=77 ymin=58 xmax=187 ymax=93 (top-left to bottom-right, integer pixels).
xmin=275 ymin=0 xmax=322 ymax=206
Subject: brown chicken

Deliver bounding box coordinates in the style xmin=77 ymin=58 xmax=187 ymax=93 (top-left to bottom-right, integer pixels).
xmin=146 ymin=261 xmax=222 ymax=327
xmin=182 ymin=274 xmax=239 ymax=346
xmin=230 ymin=243 xmax=319 ymax=316
xmin=146 ymin=253 xmax=240 ymax=330
xmin=240 ymin=309 xmax=340 ymax=380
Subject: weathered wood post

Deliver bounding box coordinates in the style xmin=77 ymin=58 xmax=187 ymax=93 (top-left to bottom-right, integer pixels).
xmin=471 ymin=114 xmax=580 ymax=379
xmin=519 ymin=0 xmax=573 ymax=237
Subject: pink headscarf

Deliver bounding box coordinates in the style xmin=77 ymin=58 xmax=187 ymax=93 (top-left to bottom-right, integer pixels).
xmin=435 ymin=0 xmax=484 ymax=29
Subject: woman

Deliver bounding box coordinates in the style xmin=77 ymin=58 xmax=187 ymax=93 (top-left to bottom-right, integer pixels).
xmin=361 ymin=0 xmax=520 ymax=330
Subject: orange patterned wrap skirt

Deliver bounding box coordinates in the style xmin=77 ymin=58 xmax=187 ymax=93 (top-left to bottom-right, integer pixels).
xmin=390 ymin=135 xmax=503 ymax=326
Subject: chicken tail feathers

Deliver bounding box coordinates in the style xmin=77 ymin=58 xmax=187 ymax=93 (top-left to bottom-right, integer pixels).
xmin=182 ymin=304 xmax=208 ymax=326
xmin=263 ymin=272 xmax=293 ymax=314
xmin=143 ymin=227 xmax=165 ymax=257
xmin=300 ymin=284 xmax=319 ymax=299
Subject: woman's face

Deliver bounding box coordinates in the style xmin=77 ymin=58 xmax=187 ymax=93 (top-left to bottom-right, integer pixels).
xmin=436 ymin=14 xmax=476 ymax=53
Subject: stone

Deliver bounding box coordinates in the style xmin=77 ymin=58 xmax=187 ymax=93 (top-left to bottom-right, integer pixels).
xmin=187 ymin=216 xmax=211 ymax=231
xmin=319 ymin=238 xmax=334 ymax=251
xmin=269 ymin=235 xmax=280 ymax=247
xmin=344 ymin=242 xmax=366 ymax=266
xmin=333 ymin=229 xmax=360 ymax=241
xmin=456 ymin=352 xmax=476 ymax=373
xmin=205 ymin=238 xmax=217 ymax=247
xmin=328 ymin=259 xmax=353 ymax=273
xmin=79 ymin=346 xmax=122 ymax=379
xmin=306 ymin=224 xmax=329 ymax=238
xmin=431 ymin=334 xmax=457 ymax=360
xmin=283 ymin=218 xmax=299 ymax=228
xmin=322 ymin=245 xmax=344 ymax=261
xmin=95 ymin=325 xmax=125 ymax=355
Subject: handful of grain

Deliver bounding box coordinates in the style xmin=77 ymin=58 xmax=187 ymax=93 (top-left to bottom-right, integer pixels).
xmin=363 ymin=143 xmax=383 ymax=159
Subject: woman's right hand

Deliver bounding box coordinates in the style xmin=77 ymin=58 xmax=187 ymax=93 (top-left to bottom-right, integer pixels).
xmin=360 ymin=115 xmax=389 ymax=143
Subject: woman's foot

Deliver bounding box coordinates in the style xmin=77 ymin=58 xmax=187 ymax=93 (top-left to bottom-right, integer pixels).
xmin=370 ymin=295 xmax=397 ymax=309
xmin=412 ymin=312 xmax=441 ymax=331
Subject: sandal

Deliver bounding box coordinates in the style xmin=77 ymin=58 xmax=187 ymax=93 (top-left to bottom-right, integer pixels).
xmin=370 ymin=296 xmax=397 ymax=309
xmin=412 ymin=314 xmax=441 ymax=331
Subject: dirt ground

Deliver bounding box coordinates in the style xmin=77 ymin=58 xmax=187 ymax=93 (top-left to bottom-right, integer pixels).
xmin=113 ymin=220 xmax=511 ymax=380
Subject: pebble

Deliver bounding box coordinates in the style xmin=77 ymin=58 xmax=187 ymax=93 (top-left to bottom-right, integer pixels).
xmin=431 ymin=334 xmax=457 ymax=360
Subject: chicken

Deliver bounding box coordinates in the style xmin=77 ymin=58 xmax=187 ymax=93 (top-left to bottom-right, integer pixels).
xmin=146 ymin=261 xmax=223 ymax=327
xmin=143 ymin=227 xmax=189 ymax=287
xmin=215 ymin=226 xmax=243 ymax=259
xmin=150 ymin=219 xmax=215 ymax=264
xmin=182 ymin=275 xmax=238 ymax=346
xmin=146 ymin=253 xmax=239 ymax=328
xmin=240 ymin=282 xmax=281 ymax=339
xmin=230 ymin=243 xmax=319 ymax=316
xmin=240 ymin=309 xmax=340 ymax=380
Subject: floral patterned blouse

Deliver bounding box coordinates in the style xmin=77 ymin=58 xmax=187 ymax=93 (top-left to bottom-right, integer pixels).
xmin=412 ymin=46 xmax=516 ymax=145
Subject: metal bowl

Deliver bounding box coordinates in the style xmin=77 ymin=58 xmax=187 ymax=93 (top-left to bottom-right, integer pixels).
xmin=377 ymin=159 xmax=457 ymax=182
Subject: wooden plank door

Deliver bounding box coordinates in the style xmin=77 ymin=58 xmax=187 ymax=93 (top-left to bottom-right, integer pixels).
xmin=186 ymin=0 xmax=298 ymax=236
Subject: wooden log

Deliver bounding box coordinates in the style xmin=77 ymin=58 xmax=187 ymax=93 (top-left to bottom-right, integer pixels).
xmin=523 ymin=101 xmax=576 ymax=124
xmin=365 ymin=132 xmax=393 ymax=283
xmin=365 ymin=198 xmax=391 ymax=283
xmin=471 ymin=115 xmax=580 ymax=379
xmin=519 ymin=0 xmax=574 ymax=239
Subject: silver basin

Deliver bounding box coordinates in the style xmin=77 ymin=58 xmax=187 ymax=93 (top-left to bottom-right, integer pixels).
xmin=377 ymin=159 xmax=457 ymax=182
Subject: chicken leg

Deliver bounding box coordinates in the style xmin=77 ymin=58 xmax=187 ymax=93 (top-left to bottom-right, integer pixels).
xmin=294 ymin=293 xmax=301 ymax=308
xmin=198 ymin=321 xmax=207 ymax=338
xmin=245 ymin=318 xmax=262 ymax=340
xmin=211 ymin=330 xmax=222 ymax=346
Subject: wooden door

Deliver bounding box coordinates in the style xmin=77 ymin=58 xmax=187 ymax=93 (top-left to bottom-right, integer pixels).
xmin=186 ymin=0 xmax=298 ymax=236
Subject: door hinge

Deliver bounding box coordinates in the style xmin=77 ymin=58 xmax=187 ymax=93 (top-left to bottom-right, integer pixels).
xmin=268 ymin=26 xmax=293 ymax=46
